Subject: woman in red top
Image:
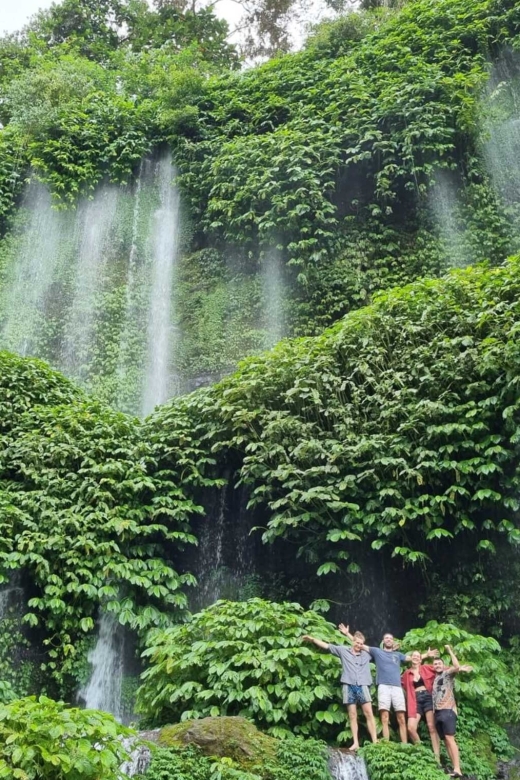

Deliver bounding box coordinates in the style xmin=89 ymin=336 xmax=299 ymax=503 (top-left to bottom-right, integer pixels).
xmin=401 ymin=650 xmax=440 ymax=762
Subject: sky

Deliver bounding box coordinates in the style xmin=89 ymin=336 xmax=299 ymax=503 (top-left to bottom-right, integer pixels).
xmin=1 ymin=0 xmax=54 ymax=34
xmin=0 ymin=0 xmax=335 ymax=50
xmin=0 ymin=0 xmax=243 ymax=35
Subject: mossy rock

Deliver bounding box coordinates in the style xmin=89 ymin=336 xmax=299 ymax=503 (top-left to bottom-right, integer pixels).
xmin=157 ymin=716 xmax=277 ymax=769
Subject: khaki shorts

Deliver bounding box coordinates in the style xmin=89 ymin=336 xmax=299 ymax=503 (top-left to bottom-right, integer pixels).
xmin=377 ymin=684 xmax=406 ymax=712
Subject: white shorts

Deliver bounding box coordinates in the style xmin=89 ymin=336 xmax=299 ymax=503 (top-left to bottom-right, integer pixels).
xmin=378 ymin=684 xmax=406 ymax=712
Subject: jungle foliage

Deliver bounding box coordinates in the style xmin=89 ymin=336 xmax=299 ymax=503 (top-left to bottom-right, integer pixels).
xmin=1 ymin=0 xmax=520 ymax=339
xmin=136 ymin=600 xmax=518 ymax=779
xmin=0 ymin=352 xmax=215 ymax=694
xmin=0 ymin=696 xmax=130 ymax=780
xmin=146 ymin=256 xmax=520 ymax=634
xmin=136 ymin=598 xmax=347 ymax=738
xmin=140 ymin=737 xmax=330 ymax=780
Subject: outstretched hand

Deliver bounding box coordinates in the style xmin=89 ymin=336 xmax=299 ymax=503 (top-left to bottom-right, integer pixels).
xmin=459 ymin=664 xmax=473 ymax=673
xmin=301 ymin=635 xmax=312 ymax=642
xmin=427 ymin=647 xmax=439 ymax=658
xmin=338 ymin=623 xmax=350 ymax=637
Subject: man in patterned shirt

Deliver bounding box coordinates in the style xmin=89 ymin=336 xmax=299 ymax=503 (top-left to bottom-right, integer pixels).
xmin=432 ymin=644 xmax=473 ymax=778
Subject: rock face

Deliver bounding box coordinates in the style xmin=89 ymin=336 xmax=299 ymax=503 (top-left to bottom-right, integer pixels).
xmin=157 ymin=716 xmax=277 ymax=768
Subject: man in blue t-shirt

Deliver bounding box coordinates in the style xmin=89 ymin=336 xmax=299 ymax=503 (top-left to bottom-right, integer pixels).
xmin=340 ymin=624 xmax=410 ymax=742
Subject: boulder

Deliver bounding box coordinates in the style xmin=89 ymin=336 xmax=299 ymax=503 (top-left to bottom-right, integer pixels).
xmin=157 ymin=716 xmax=277 ymax=769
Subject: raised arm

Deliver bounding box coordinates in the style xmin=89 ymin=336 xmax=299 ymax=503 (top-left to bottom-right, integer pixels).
xmin=421 ymin=647 xmax=439 ymax=661
xmin=445 ymin=644 xmax=461 ymax=673
xmin=338 ymin=623 xmax=354 ymax=641
xmin=301 ymin=635 xmax=330 ymax=650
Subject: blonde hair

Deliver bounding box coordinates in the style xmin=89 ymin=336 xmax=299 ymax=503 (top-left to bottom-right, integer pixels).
xmin=353 ymin=631 xmax=365 ymax=642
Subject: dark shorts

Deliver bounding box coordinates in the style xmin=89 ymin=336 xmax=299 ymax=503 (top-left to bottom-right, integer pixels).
xmin=343 ymin=684 xmax=372 ymax=706
xmin=435 ymin=709 xmax=457 ymax=738
xmin=416 ymin=690 xmax=433 ymax=717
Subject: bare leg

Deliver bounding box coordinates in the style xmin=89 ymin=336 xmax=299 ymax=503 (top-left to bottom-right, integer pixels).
xmin=396 ymin=711 xmax=408 ymax=743
xmin=408 ymin=715 xmax=421 ymax=744
xmin=425 ymin=711 xmax=441 ymax=762
xmin=361 ymin=702 xmax=378 ymax=743
xmin=347 ymin=704 xmax=360 ymax=750
xmin=444 ymin=735 xmax=461 ymax=775
xmin=380 ymin=709 xmax=390 ymax=740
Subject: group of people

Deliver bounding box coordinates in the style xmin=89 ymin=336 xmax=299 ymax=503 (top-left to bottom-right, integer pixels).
xmin=302 ymin=624 xmax=473 ymax=778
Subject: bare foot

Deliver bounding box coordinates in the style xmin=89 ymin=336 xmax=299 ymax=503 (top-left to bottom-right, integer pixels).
xmin=348 ymin=744 xmax=360 ymax=752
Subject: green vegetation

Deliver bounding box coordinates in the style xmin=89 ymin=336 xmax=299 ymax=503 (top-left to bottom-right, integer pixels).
xmin=362 ymin=742 xmax=447 ymax=780
xmin=146 ymin=255 xmax=520 ymax=631
xmin=0 ymin=696 xmax=130 ymax=780
xmin=1 ymin=0 xmax=520 ymax=393
xmin=0 ymin=351 xmax=214 ymax=694
xmin=141 ymin=731 xmax=330 ymax=780
xmin=136 ymin=599 xmax=346 ymax=738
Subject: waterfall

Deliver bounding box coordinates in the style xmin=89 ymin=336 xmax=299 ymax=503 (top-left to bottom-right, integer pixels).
xmin=0 ymin=181 xmax=69 ymax=357
xmin=116 ymin=161 xmax=144 ymax=408
xmin=191 ymin=484 xmax=258 ymax=611
xmin=262 ymin=251 xmax=285 ymax=348
xmin=78 ymin=613 xmax=124 ymax=721
xmin=428 ymin=172 xmax=469 ymax=268
xmin=480 ymin=53 xmax=520 ymax=210
xmin=0 ymin=578 xmax=24 ymax=619
xmin=120 ymin=738 xmax=153 ymax=777
xmin=61 ymin=186 xmax=119 ymax=381
xmin=0 ymin=153 xmax=182 ymax=415
xmin=141 ymin=153 xmax=180 ymax=416
xmin=328 ymin=749 xmax=370 ymax=780
xmin=195 ymin=487 xmax=227 ymax=609
xmin=483 ymin=116 xmax=520 ymax=206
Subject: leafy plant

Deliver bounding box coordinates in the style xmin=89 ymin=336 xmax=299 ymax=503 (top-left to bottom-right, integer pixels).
xmin=136 ymin=598 xmax=348 ymax=738
xmin=0 ymin=695 xmax=131 ymax=780
xmin=362 ymin=742 xmax=447 ymax=780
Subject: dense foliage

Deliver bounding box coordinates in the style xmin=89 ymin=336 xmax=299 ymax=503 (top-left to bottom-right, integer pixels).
xmin=0 ymin=696 xmax=130 ymax=780
xmin=1 ymin=0 xmax=520 ymax=371
xmin=146 ymin=256 xmax=520 ymax=633
xmin=136 ymin=598 xmax=348 ymax=739
xmin=362 ymin=742 xmax=447 ymax=780
xmin=140 ymin=735 xmax=330 ymax=780
xmin=0 ymin=352 xmax=215 ymax=693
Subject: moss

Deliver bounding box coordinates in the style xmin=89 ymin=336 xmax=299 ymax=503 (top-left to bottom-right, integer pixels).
xmin=157 ymin=716 xmax=277 ymax=770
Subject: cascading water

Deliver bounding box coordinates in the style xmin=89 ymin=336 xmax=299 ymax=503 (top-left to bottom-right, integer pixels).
xmin=191 ymin=483 xmax=258 ymax=611
xmin=141 ymin=153 xmax=180 ymax=415
xmin=261 ymin=251 xmax=286 ymax=348
xmin=61 ymin=186 xmax=119 ymax=381
xmin=78 ymin=613 xmax=124 ymax=721
xmin=0 ymin=181 xmax=70 ymax=356
xmin=428 ymin=171 xmax=469 ymax=268
xmin=328 ymin=749 xmax=370 ymax=780
xmin=0 ymin=576 xmax=24 ymax=619
xmin=120 ymin=738 xmax=153 ymax=777
xmin=0 ymin=152 xmax=182 ymax=415
xmin=479 ymin=53 xmax=520 ymax=210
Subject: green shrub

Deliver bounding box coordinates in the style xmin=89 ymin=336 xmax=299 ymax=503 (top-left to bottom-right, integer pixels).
xmin=0 ymin=695 xmax=131 ymax=780
xmin=362 ymin=742 xmax=446 ymax=780
xmin=136 ymin=598 xmax=348 ymax=739
xmin=140 ymin=735 xmax=330 ymax=780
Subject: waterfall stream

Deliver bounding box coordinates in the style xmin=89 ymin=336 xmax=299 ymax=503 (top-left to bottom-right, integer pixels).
xmin=0 ymin=152 xmax=182 ymax=415
xmin=262 ymin=251 xmax=285 ymax=348
xmin=141 ymin=153 xmax=180 ymax=415
xmin=78 ymin=613 xmax=124 ymax=721
xmin=328 ymin=749 xmax=370 ymax=780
